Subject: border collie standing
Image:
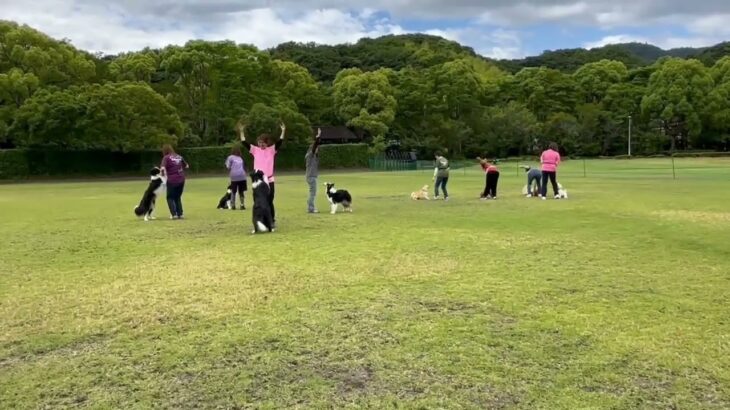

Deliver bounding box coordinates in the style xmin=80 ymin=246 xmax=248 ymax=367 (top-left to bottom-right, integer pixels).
xmin=134 ymin=167 xmax=166 ymax=221
xmin=324 ymin=182 xmax=353 ymax=214
xmin=250 ymin=170 xmax=274 ymax=233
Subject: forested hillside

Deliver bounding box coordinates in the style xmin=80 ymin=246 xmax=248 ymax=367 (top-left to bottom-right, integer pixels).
xmin=2 ymin=20 xmax=730 ymax=158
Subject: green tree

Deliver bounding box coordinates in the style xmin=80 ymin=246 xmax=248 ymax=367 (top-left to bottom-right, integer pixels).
xmin=267 ymin=60 xmax=328 ymax=123
xmin=544 ymin=113 xmax=580 ymax=154
xmin=11 ymin=82 xmax=182 ymax=151
xmin=641 ymin=58 xmax=714 ymax=150
xmin=513 ymin=67 xmax=578 ymax=120
xmin=161 ymin=46 xmax=213 ymax=141
xmin=0 ymin=68 xmax=40 ymax=143
xmin=333 ymin=68 xmax=397 ymax=144
xmin=240 ymin=103 xmax=311 ymax=147
xmin=109 ymin=53 xmax=157 ymax=82
xmin=470 ymin=102 xmax=540 ymax=157
xmin=701 ymin=57 xmax=730 ymax=149
xmin=0 ymin=21 xmax=96 ymax=86
xmin=0 ymin=68 xmax=40 ymax=108
xmin=573 ymin=60 xmax=628 ymax=103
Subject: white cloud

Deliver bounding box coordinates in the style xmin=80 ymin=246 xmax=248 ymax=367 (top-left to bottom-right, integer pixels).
xmin=1 ymin=1 xmax=198 ymax=54
xmin=583 ymin=34 xmax=649 ymax=49
xmin=1 ymin=2 xmax=405 ymax=54
xmin=424 ymin=27 xmax=525 ymax=59
xmin=216 ymin=8 xmax=405 ymax=48
xmin=2 ymin=0 xmax=730 ymax=57
xmin=480 ymin=1 xmax=590 ymax=25
xmin=687 ymin=14 xmax=730 ymax=37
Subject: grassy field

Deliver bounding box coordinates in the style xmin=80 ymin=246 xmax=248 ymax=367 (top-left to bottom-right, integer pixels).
xmin=1 ymin=158 xmax=729 ymax=409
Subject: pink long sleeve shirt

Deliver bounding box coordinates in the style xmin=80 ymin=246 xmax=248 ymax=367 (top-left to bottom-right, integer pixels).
xmin=540 ymin=149 xmax=561 ymax=172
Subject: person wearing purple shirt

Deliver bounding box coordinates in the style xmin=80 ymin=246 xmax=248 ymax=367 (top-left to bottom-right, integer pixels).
xmin=225 ymin=145 xmax=247 ymax=210
xmin=160 ymin=144 xmax=189 ymax=219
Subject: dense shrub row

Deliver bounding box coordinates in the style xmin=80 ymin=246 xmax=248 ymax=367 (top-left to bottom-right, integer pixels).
xmin=0 ymin=144 xmax=369 ymax=179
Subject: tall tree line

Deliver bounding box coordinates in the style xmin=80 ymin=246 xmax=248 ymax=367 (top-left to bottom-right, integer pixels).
xmin=2 ymin=20 xmax=730 ymax=157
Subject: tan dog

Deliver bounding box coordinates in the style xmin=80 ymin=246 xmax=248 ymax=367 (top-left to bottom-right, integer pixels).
xmin=411 ymin=185 xmax=430 ymax=200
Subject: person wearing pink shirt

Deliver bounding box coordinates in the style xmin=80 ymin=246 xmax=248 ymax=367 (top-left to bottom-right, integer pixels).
xmin=477 ymin=157 xmax=500 ymax=200
xmin=237 ymin=122 xmax=285 ymax=225
xmin=540 ymin=142 xmax=562 ymax=200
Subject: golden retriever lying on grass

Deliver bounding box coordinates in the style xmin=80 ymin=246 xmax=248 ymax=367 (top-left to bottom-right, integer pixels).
xmin=411 ymin=185 xmax=430 ymax=200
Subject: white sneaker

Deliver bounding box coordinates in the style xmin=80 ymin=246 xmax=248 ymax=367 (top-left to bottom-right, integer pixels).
xmin=554 ymin=195 xmax=560 ymax=199
xmin=525 ymin=194 xmax=532 ymax=198
xmin=541 ymin=196 xmax=546 ymax=201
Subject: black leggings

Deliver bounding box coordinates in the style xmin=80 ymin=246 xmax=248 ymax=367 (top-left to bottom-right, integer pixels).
xmin=269 ymin=182 xmax=276 ymax=222
xmin=540 ymin=171 xmax=559 ymax=197
xmin=483 ymin=172 xmax=500 ymax=197
xmin=230 ymin=180 xmax=246 ymax=207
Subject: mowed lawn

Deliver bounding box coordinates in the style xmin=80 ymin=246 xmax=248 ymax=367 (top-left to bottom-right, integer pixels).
xmin=1 ymin=159 xmax=729 ymax=409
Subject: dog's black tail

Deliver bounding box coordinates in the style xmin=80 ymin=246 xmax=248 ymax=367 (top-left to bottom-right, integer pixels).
xmin=343 ymin=192 xmax=352 ymax=207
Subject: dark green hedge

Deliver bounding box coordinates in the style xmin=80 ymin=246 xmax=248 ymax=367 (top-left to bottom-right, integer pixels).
xmin=319 ymin=144 xmax=370 ymax=169
xmin=0 ymin=143 xmax=368 ymax=179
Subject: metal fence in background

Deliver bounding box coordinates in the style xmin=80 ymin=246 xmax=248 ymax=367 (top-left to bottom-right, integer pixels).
xmin=368 ymin=156 xmax=730 ymax=180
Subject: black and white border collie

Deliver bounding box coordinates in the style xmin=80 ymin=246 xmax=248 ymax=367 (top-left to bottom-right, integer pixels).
xmin=324 ymin=182 xmax=353 ymax=214
xmin=134 ymin=167 xmax=166 ymax=221
xmin=250 ymin=170 xmax=274 ymax=234
xmin=217 ymin=184 xmax=233 ymax=209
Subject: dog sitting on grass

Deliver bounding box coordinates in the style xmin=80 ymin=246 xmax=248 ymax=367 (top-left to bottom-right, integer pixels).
xmin=558 ymin=184 xmax=569 ymax=199
xmin=411 ymin=185 xmax=430 ymax=200
xmin=217 ymin=184 xmax=233 ymax=209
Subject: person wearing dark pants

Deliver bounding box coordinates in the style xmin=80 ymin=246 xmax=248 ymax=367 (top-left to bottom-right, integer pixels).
xmin=540 ymin=142 xmax=562 ymax=200
xmin=166 ymin=181 xmax=185 ymax=217
xmin=160 ymin=144 xmax=189 ymax=219
xmin=225 ymin=145 xmax=247 ymax=210
xmin=541 ymin=171 xmax=559 ymax=198
xmin=478 ymin=157 xmax=500 ymax=199
xmin=238 ymin=122 xmax=285 ymax=224
xmin=521 ymin=165 xmax=542 ymax=197
xmin=435 ymin=176 xmax=449 ymax=199
xmin=433 ymin=152 xmax=450 ymax=200
xmin=486 ymin=171 xmax=500 ymax=198
xmin=305 ymin=128 xmax=322 ymax=213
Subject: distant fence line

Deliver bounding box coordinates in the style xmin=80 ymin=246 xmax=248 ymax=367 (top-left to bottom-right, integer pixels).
xmin=1 ymin=147 xmax=728 ymax=180
xmin=368 ymin=155 xmax=730 ymax=180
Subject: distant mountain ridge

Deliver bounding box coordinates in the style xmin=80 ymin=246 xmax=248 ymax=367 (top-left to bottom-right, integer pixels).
xmin=270 ymin=34 xmax=730 ymax=80
xmin=496 ymin=42 xmax=726 ymax=73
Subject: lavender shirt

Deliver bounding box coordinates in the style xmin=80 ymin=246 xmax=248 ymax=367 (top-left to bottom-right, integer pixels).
xmin=162 ymin=154 xmax=186 ymax=185
xmin=225 ymin=155 xmax=246 ymax=182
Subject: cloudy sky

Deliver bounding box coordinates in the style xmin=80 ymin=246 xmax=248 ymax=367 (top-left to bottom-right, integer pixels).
xmin=2 ymin=0 xmax=730 ymax=59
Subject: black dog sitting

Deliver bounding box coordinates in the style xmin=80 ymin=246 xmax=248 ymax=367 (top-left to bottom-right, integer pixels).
xmin=217 ymin=184 xmax=233 ymax=209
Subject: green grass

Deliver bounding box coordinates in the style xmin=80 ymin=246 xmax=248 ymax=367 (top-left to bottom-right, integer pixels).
xmin=1 ymin=158 xmax=729 ymax=409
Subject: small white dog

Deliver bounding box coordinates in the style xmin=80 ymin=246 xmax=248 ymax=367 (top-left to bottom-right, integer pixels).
xmin=535 ymin=183 xmax=569 ymax=199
